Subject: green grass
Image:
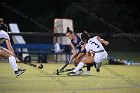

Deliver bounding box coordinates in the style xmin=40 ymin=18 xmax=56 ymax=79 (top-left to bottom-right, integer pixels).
xmin=0 ymin=62 xmax=140 ymax=93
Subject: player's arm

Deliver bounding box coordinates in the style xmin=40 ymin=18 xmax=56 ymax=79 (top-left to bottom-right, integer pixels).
xmin=96 ymin=36 xmax=109 ymax=46
xmin=70 ymin=43 xmax=77 ymax=55
xmin=69 ymin=43 xmax=77 ymax=62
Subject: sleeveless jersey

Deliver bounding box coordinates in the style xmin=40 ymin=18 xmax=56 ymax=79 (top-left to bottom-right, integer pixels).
xmin=71 ymin=34 xmax=82 ymax=51
xmin=0 ymin=30 xmax=10 ymax=44
xmin=85 ymin=36 xmax=105 ymax=52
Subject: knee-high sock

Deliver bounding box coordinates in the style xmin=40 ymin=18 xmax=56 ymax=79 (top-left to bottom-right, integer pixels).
xmin=9 ymin=56 xmax=18 ymax=71
xmin=73 ymin=62 xmax=84 ymax=72
xmin=87 ymin=64 xmax=91 ymax=71
xmin=75 ymin=64 xmax=82 ymax=71
xmin=87 ymin=63 xmax=93 ymax=71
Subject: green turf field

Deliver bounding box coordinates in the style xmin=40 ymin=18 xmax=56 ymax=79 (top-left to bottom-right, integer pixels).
xmin=0 ymin=62 xmax=140 ymax=93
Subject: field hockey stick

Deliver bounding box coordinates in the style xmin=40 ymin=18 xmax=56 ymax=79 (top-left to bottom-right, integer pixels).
xmin=56 ymin=52 xmax=81 ymax=75
xmin=60 ymin=68 xmax=75 ymax=73
xmin=16 ymin=57 xmax=43 ymax=69
xmin=61 ymin=65 xmax=88 ymax=73
xmin=29 ymin=63 xmax=43 ymax=69
xmin=56 ymin=63 xmax=69 ymax=75
xmin=57 ymin=65 xmax=89 ymax=75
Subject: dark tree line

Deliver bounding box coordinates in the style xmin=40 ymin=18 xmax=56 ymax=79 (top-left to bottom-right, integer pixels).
xmin=0 ymin=0 xmax=139 ymax=33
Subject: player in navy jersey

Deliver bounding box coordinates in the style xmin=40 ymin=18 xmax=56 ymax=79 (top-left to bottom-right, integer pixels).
xmin=66 ymin=27 xmax=93 ymax=75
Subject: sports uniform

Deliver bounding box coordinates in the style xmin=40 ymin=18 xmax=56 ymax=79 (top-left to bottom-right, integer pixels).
xmin=0 ymin=30 xmax=10 ymax=43
xmin=66 ymin=27 xmax=86 ymax=75
xmin=71 ymin=34 xmax=83 ymax=53
xmin=85 ymin=36 xmax=108 ymax=63
xmin=0 ymin=30 xmax=9 ymax=50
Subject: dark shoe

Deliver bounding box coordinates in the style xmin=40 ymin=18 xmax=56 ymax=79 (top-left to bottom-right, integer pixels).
xmin=96 ymin=62 xmax=102 ymax=72
xmin=15 ymin=68 xmax=26 ymax=77
xmin=96 ymin=69 xmax=100 ymax=72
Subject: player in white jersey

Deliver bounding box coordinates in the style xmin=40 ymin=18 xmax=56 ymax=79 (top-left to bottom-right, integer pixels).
xmin=0 ymin=23 xmax=26 ymax=77
xmin=85 ymin=36 xmax=108 ymax=64
xmin=68 ymin=31 xmax=109 ymax=76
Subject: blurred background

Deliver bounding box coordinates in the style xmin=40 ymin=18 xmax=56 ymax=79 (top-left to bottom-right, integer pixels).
xmin=0 ymin=0 xmax=140 ymax=62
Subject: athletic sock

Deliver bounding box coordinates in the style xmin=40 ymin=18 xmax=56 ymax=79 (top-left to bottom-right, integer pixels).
xmin=75 ymin=64 xmax=83 ymax=71
xmin=73 ymin=62 xmax=84 ymax=72
xmin=87 ymin=64 xmax=91 ymax=71
xmin=9 ymin=56 xmax=18 ymax=71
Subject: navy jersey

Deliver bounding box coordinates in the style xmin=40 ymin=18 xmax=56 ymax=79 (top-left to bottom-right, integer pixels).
xmin=71 ymin=34 xmax=83 ymax=51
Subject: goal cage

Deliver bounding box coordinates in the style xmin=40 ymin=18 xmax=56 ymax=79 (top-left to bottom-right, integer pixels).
xmin=53 ymin=18 xmax=73 ymax=62
xmin=54 ymin=18 xmax=73 ymax=45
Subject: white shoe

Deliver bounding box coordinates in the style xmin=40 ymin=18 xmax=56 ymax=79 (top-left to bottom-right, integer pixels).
xmin=84 ymin=71 xmax=90 ymax=75
xmin=75 ymin=71 xmax=83 ymax=75
xmin=67 ymin=72 xmax=76 ymax=76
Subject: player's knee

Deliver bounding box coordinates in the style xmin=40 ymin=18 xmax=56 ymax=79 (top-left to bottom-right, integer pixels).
xmin=1 ymin=48 xmax=14 ymax=58
xmin=7 ymin=52 xmax=14 ymax=58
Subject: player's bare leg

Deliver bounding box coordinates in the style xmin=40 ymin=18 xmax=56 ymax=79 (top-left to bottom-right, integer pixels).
xmin=74 ymin=52 xmax=85 ymax=64
xmin=82 ymin=55 xmax=102 ymax=72
xmin=68 ymin=53 xmax=94 ymax=76
xmin=73 ymin=53 xmax=85 ymax=75
xmin=85 ymin=63 xmax=94 ymax=75
xmin=0 ymin=48 xmax=26 ymax=77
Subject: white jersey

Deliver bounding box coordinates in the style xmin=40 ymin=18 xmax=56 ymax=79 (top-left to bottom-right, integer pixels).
xmin=0 ymin=30 xmax=10 ymax=44
xmin=85 ymin=36 xmax=108 ymax=63
xmin=85 ymin=36 xmax=105 ymax=52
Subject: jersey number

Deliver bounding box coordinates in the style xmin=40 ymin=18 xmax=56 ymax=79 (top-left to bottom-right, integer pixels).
xmin=91 ymin=42 xmax=100 ymax=48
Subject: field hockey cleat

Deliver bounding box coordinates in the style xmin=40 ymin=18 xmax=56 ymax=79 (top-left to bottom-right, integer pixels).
xmin=75 ymin=71 xmax=83 ymax=75
xmin=67 ymin=72 xmax=76 ymax=76
xmin=96 ymin=69 xmax=100 ymax=72
xmin=84 ymin=71 xmax=91 ymax=75
xmin=15 ymin=68 xmax=26 ymax=77
xmin=96 ymin=62 xmax=102 ymax=72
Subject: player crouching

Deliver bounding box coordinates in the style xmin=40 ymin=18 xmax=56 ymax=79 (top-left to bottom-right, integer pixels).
xmin=68 ymin=31 xmax=109 ymax=76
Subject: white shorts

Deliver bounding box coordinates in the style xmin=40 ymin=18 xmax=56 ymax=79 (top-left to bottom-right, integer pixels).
xmin=94 ymin=51 xmax=108 ymax=63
